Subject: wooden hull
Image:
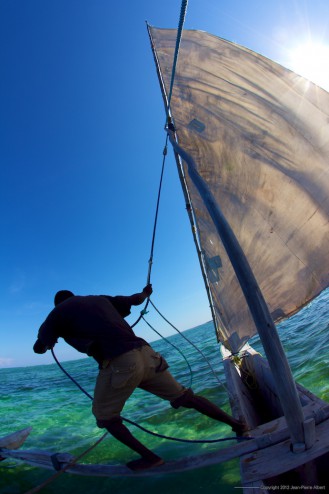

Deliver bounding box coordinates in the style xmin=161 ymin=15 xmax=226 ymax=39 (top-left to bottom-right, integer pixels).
xmin=222 ymin=344 xmax=329 ymax=492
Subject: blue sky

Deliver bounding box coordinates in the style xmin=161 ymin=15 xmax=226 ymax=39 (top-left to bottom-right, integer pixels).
xmin=1 ymin=0 xmax=329 ymax=368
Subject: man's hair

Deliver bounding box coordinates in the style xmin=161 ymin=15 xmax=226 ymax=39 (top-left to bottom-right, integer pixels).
xmin=54 ymin=290 xmax=75 ymax=306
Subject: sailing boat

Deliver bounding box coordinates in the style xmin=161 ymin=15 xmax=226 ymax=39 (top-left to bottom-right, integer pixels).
xmin=1 ymin=25 xmax=329 ymax=490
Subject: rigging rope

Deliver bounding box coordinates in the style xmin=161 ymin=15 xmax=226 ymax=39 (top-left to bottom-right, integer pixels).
xmin=131 ymin=138 xmax=168 ymax=329
xmin=167 ymin=0 xmax=189 ymax=110
xmin=141 ymin=315 xmax=193 ymax=388
xmin=148 ymin=299 xmax=227 ymax=391
xmin=133 ymin=0 xmax=189 ymax=329
xmin=147 ymin=138 xmax=169 ymax=286
xmin=133 ymin=0 xmax=225 ymax=398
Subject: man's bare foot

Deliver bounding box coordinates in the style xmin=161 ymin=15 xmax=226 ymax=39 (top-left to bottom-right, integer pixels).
xmin=232 ymin=421 xmax=249 ymax=436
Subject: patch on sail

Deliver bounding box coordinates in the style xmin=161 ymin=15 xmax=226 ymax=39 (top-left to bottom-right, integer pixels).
xmin=188 ymin=119 xmax=206 ymax=133
xmin=204 ymin=255 xmax=222 ymax=284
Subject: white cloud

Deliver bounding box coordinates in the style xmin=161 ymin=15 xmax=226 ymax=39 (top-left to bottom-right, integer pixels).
xmin=0 ymin=357 xmax=14 ymax=367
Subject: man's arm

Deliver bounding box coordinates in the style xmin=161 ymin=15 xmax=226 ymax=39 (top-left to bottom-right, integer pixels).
xmin=109 ymin=284 xmax=153 ymax=317
xmin=33 ymin=314 xmax=59 ymax=354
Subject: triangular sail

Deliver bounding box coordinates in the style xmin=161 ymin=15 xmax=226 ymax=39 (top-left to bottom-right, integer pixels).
xmin=149 ymin=27 xmax=329 ymax=353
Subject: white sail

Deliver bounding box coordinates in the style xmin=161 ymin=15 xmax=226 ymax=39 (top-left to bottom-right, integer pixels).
xmin=149 ymin=27 xmax=329 ymax=353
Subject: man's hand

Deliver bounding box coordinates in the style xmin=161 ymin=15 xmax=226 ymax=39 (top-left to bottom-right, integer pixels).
xmin=33 ymin=339 xmax=48 ymax=354
xmin=143 ymin=284 xmax=153 ymax=297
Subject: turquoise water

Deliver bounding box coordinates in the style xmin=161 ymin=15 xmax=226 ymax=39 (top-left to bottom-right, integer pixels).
xmin=1 ymin=290 xmax=328 ymax=494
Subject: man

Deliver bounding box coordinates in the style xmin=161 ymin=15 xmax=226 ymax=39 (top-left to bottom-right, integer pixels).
xmin=34 ymin=285 xmax=246 ymax=471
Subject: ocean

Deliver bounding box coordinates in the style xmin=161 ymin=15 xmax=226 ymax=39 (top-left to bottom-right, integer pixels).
xmin=1 ymin=289 xmax=328 ymax=494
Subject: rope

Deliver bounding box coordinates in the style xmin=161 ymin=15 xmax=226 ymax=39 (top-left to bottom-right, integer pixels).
xmin=141 ymin=315 xmax=193 ymax=388
xmin=147 ymin=137 xmax=168 ymax=286
xmin=51 ymin=348 xmax=93 ymax=400
xmin=121 ymin=417 xmax=247 ymax=444
xmin=148 ymin=299 xmax=227 ymax=391
xmin=133 ymin=0 xmax=188 ymax=327
xmin=23 ymin=432 xmax=108 ymax=494
xmin=131 ymin=138 xmax=168 ymax=329
xmin=167 ymin=0 xmax=189 ymax=109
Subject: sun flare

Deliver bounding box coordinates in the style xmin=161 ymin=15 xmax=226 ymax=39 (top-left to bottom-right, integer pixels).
xmin=287 ymin=41 xmax=329 ymax=91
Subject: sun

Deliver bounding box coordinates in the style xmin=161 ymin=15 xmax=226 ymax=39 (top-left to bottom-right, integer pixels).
xmin=286 ymin=41 xmax=329 ymax=92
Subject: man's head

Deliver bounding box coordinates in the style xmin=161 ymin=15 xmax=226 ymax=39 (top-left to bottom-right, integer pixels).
xmin=54 ymin=290 xmax=74 ymax=306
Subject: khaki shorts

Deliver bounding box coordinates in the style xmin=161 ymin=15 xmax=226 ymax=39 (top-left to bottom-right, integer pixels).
xmin=92 ymin=345 xmax=186 ymax=421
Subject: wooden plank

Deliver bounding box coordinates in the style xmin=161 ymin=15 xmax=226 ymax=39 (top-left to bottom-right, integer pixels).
xmin=241 ymin=418 xmax=329 ymax=483
xmin=0 ymin=439 xmax=258 ymax=477
xmin=250 ymin=401 xmax=329 ymax=439
xmin=0 ymin=424 xmax=293 ymax=478
xmin=304 ymin=418 xmax=316 ymax=449
xmin=2 ymin=408 xmax=329 ymax=479
xmin=0 ymin=428 xmax=32 ymax=450
xmin=0 ymin=415 xmax=323 ymax=479
xmin=0 ymin=449 xmax=74 ymax=469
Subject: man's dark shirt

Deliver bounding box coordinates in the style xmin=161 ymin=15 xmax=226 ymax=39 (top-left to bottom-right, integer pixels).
xmin=35 ymin=294 xmax=148 ymax=362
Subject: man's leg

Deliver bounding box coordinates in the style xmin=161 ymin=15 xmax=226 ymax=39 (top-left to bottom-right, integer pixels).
xmin=137 ymin=347 xmax=246 ymax=435
xmin=138 ymin=346 xmax=246 ymax=434
xmin=93 ymin=349 xmax=164 ymax=471
xmin=171 ymin=389 xmax=247 ymax=435
xmin=97 ymin=416 xmax=164 ymax=470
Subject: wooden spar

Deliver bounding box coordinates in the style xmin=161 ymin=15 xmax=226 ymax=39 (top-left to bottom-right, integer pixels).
xmin=2 ymin=414 xmax=329 ymax=478
xmin=0 ymin=424 xmax=310 ymax=477
xmin=0 ymin=439 xmax=257 ymax=477
xmin=167 ymin=131 xmax=306 ymax=448
xmin=2 ymin=393 xmax=329 ymax=478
